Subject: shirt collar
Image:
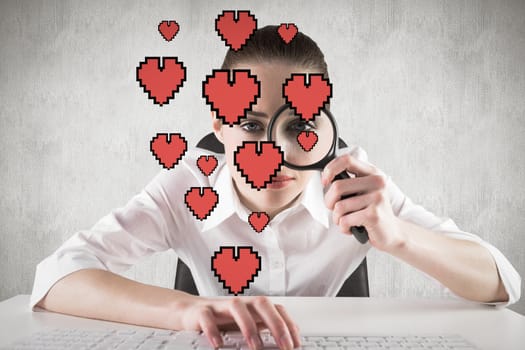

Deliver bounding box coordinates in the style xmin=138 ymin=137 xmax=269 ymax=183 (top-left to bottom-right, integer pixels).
xmin=202 ymin=162 xmax=331 ymax=231
xmin=201 ymin=162 xmax=238 ymax=232
xmin=300 ymin=171 xmax=331 ymax=229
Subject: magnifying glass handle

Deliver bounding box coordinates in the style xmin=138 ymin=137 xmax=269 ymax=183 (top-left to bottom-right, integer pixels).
xmin=333 ymin=171 xmax=370 ymax=244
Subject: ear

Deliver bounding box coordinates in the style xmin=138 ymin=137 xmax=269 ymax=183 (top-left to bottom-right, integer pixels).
xmin=211 ymin=111 xmax=224 ymax=144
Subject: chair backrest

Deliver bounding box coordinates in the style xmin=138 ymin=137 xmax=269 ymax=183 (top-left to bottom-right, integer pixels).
xmin=174 ymin=132 xmax=370 ymax=297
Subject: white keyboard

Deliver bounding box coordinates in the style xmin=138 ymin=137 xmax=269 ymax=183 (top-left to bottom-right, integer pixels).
xmin=0 ymin=328 xmax=480 ymax=349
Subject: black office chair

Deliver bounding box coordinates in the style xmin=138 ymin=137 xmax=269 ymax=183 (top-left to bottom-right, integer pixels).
xmin=174 ymin=132 xmax=370 ymax=297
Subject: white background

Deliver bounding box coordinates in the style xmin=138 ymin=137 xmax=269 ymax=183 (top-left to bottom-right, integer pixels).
xmin=1 ymin=0 xmax=523 ymax=315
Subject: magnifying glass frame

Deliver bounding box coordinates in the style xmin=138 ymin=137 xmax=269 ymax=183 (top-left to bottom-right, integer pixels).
xmin=267 ymin=103 xmax=339 ymax=171
xmin=267 ymin=103 xmax=370 ymax=244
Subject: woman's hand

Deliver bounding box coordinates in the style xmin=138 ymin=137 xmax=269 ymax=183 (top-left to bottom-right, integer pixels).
xmin=321 ymin=153 xmax=406 ymax=252
xmin=176 ymin=295 xmax=301 ymax=350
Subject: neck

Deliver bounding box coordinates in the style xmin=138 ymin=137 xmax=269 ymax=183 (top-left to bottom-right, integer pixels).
xmin=232 ymin=180 xmax=302 ymax=221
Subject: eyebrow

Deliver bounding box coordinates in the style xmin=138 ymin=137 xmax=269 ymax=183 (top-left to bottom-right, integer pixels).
xmin=246 ymin=110 xmax=269 ymax=118
xmin=246 ymin=109 xmax=296 ymax=119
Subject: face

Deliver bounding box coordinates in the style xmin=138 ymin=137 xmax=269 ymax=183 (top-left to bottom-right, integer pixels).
xmin=212 ymin=61 xmax=320 ymax=217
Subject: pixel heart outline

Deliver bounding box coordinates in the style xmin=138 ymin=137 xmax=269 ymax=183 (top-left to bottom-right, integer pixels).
xmin=202 ymin=69 xmax=261 ymax=126
xmin=282 ymin=73 xmax=333 ymax=121
xmin=158 ymin=20 xmax=180 ymax=41
xmin=150 ymin=133 xmax=188 ymax=169
xmin=233 ymin=141 xmax=284 ymax=191
xmin=215 ymin=10 xmax=257 ymax=51
xmin=136 ymin=56 xmax=187 ymax=106
xmin=296 ymin=130 xmax=319 ymax=152
xmin=211 ymin=246 xmax=262 ymax=295
xmin=197 ymin=155 xmax=219 ymax=177
xmin=277 ymin=23 xmax=298 ymax=44
xmin=184 ymin=187 xmax=219 ymax=221
xmin=248 ymin=212 xmax=270 ymax=233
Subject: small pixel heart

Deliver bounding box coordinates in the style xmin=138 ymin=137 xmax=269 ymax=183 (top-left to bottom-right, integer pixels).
xmin=150 ymin=133 xmax=187 ymax=169
xmin=184 ymin=187 xmax=219 ymax=220
xmin=297 ymin=131 xmax=319 ymax=152
xmin=136 ymin=57 xmax=187 ymax=106
xmin=212 ymin=246 xmax=261 ymax=295
xmin=215 ymin=10 xmax=257 ymax=51
xmin=283 ymin=73 xmax=332 ymax=121
xmin=277 ymin=23 xmax=298 ymax=44
xmin=234 ymin=141 xmax=284 ymax=190
xmin=248 ymin=212 xmax=269 ymax=233
xmin=158 ymin=20 xmax=179 ymax=41
xmin=197 ymin=155 xmax=218 ymax=176
xmin=203 ymin=70 xmax=260 ymax=126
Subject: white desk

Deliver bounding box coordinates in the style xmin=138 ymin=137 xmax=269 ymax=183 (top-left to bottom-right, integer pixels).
xmin=0 ymin=295 xmax=523 ymax=349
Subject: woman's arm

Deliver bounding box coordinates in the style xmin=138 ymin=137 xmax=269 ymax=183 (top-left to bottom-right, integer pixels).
xmin=386 ymin=219 xmax=508 ymax=303
xmin=38 ymin=268 xmax=301 ymax=350
xmin=322 ymin=152 xmax=518 ymax=305
xmin=37 ymin=268 xmax=196 ymax=331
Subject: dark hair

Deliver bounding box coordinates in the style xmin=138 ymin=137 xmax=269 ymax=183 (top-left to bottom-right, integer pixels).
xmin=220 ymin=25 xmax=329 ymax=80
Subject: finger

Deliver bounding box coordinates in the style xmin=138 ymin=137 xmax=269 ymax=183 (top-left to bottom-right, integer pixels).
xmin=274 ymin=304 xmax=302 ymax=349
xmin=324 ymin=175 xmax=383 ymax=210
xmin=250 ymin=296 xmax=294 ymax=350
xmin=338 ymin=206 xmax=377 ymax=234
xmin=227 ymin=298 xmax=263 ymax=350
xmin=332 ymin=192 xmax=376 ymax=225
xmin=198 ymin=306 xmax=223 ymax=348
xmin=322 ymin=153 xmax=378 ymax=184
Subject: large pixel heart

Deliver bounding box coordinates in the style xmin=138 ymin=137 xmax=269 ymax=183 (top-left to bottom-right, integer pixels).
xmin=283 ymin=73 xmax=332 ymax=121
xmin=150 ymin=133 xmax=187 ymax=169
xmin=212 ymin=246 xmax=261 ymax=295
xmin=234 ymin=141 xmax=284 ymax=190
xmin=215 ymin=10 xmax=257 ymax=51
xmin=136 ymin=57 xmax=187 ymax=106
xmin=202 ymin=70 xmax=260 ymax=126
xmin=184 ymin=187 xmax=219 ymax=220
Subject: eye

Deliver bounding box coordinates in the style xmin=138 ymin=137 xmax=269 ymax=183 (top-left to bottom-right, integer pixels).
xmin=287 ymin=119 xmax=316 ymax=132
xmin=240 ymin=121 xmax=264 ymax=133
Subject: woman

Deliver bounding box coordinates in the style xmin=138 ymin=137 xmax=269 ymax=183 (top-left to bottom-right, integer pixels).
xmin=31 ymin=25 xmax=520 ymax=350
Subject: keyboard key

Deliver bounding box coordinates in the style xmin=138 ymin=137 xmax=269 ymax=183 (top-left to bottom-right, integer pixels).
xmin=326 ymin=336 xmax=346 ymax=341
xmin=0 ymin=329 xmax=482 ymax=350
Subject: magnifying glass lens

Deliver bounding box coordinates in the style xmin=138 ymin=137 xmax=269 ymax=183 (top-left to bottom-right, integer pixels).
xmin=270 ymin=108 xmax=335 ymax=168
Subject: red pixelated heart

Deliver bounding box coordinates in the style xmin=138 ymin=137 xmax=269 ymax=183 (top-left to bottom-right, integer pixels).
xmin=150 ymin=133 xmax=187 ymax=169
xmin=283 ymin=73 xmax=332 ymax=121
xmin=185 ymin=187 xmax=219 ymax=220
xmin=136 ymin=57 xmax=187 ymax=106
xmin=215 ymin=10 xmax=257 ymax=51
xmin=158 ymin=20 xmax=179 ymax=41
xmin=203 ymin=70 xmax=260 ymax=126
xmin=197 ymin=155 xmax=218 ymax=176
xmin=248 ymin=212 xmax=269 ymax=233
xmin=234 ymin=141 xmax=284 ymax=190
xmin=277 ymin=23 xmax=298 ymax=44
xmin=212 ymin=246 xmax=261 ymax=295
xmin=297 ymin=131 xmax=319 ymax=152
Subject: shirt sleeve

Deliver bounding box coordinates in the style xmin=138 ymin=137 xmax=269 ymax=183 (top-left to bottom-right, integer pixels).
xmin=353 ymin=145 xmax=521 ymax=308
xmin=29 ymin=168 xmax=189 ymax=312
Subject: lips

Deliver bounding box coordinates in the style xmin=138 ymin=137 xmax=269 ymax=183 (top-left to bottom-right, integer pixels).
xmin=267 ymin=175 xmax=295 ymax=189
xmin=271 ymin=176 xmax=294 ymax=182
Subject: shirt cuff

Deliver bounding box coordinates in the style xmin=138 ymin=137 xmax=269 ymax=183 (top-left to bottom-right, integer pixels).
xmin=476 ymin=239 xmax=521 ymax=307
xmin=29 ymin=252 xmax=108 ymax=312
xmin=437 ymin=232 xmax=521 ymax=308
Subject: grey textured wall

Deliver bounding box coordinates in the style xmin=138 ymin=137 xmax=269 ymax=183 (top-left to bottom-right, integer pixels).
xmin=1 ymin=0 xmax=524 ymax=316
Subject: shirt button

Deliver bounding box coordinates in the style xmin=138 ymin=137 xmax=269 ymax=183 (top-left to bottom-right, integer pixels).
xmin=271 ymin=260 xmax=283 ymax=269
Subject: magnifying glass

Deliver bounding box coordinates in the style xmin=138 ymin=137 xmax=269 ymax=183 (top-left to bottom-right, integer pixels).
xmin=267 ymin=103 xmax=369 ymax=244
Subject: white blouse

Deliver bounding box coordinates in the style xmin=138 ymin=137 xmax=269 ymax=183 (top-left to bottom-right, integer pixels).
xmin=30 ymin=144 xmax=521 ymax=310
